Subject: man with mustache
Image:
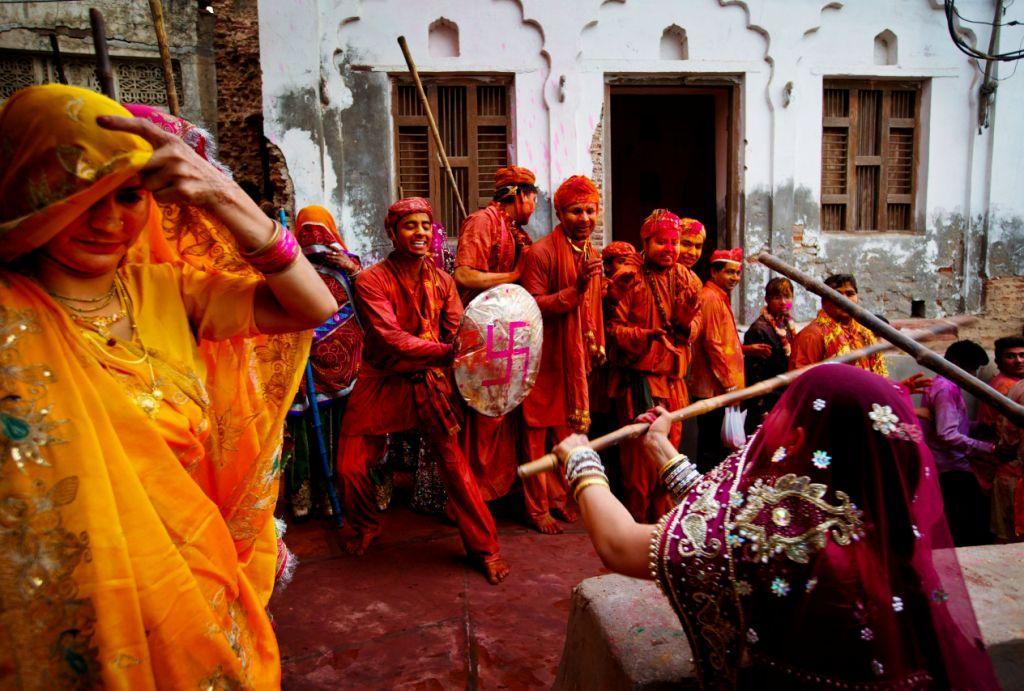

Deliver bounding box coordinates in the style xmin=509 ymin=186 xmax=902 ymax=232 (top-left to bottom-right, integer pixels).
xmin=519 ymin=176 xmax=605 ymax=534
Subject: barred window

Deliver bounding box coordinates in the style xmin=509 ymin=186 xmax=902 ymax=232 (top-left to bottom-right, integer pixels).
xmin=392 ymin=77 xmax=512 ymax=234
xmin=0 ymin=50 xmax=183 ymax=109
xmin=821 ymin=80 xmax=921 ymax=232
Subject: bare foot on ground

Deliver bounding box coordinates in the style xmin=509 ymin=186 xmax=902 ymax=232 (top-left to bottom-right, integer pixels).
xmin=343 ymin=531 xmax=377 ymax=556
xmin=552 ymin=506 xmax=579 ymax=523
xmin=481 ymin=555 xmax=511 ymax=585
xmin=530 ymin=513 xmax=564 ymax=534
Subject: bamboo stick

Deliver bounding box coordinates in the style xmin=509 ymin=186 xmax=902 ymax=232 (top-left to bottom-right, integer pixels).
xmin=148 ymin=0 xmax=180 ymax=116
xmin=755 ymin=251 xmax=1024 ymax=426
xmin=396 ymin=36 xmax=468 ymax=220
xmin=518 ymin=316 xmax=973 ymax=478
xmin=88 ymin=9 xmax=115 ymax=99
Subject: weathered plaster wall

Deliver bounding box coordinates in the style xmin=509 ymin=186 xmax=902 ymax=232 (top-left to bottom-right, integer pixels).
xmin=0 ymin=0 xmax=216 ymax=130
xmin=259 ymin=0 xmax=1023 ymax=326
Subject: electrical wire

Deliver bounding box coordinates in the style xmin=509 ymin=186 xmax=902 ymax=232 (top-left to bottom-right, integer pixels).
xmin=945 ymin=0 xmax=1024 ymax=61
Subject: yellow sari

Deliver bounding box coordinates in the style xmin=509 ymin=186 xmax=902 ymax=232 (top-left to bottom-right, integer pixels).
xmin=0 ymin=86 xmax=306 ymax=688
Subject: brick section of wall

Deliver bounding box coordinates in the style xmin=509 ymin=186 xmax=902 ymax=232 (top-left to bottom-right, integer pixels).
xmin=961 ymin=276 xmax=1024 ymax=348
xmin=211 ymin=0 xmax=292 ymax=219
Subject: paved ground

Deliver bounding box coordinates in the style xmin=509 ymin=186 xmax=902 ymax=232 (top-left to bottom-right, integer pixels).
xmin=270 ymin=503 xmax=606 ymax=689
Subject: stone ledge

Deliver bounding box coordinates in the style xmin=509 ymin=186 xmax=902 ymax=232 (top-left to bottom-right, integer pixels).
xmin=553 ymin=544 xmax=1024 ymax=690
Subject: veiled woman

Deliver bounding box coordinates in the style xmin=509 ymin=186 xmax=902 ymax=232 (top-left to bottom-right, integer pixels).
xmin=555 ymin=364 xmax=998 ymax=689
xmin=0 ymin=85 xmax=335 ymax=687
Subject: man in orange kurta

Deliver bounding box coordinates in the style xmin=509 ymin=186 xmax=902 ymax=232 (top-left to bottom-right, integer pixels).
xmin=519 ymin=175 xmax=605 ymax=534
xmin=976 ymin=336 xmax=1024 ymax=433
xmin=790 ymin=273 xmax=888 ymax=376
xmin=453 ymin=166 xmax=537 ymax=501
xmin=337 ymin=198 xmax=509 ymax=584
xmin=689 ymin=248 xmax=746 ymax=471
xmin=607 ymin=210 xmax=702 ymax=521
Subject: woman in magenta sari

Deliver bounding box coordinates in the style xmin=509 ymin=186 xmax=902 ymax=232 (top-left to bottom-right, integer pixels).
xmin=554 ymin=364 xmax=998 ymax=689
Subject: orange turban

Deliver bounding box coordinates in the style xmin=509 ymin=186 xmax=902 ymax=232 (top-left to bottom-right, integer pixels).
xmin=494 ymin=165 xmax=536 ymax=191
xmin=640 ymin=209 xmax=682 ymax=240
xmin=554 ymin=175 xmax=599 ymax=212
xmin=601 ymin=241 xmax=636 ymax=261
xmin=384 ymin=196 xmax=433 ymax=233
xmin=680 ymin=217 xmax=706 ymax=238
xmin=710 ymin=247 xmax=743 ymax=269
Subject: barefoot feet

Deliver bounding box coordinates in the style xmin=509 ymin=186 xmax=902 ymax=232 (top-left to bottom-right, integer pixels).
xmin=343 ymin=530 xmax=378 ymax=556
xmin=481 ymin=554 xmax=511 ymax=585
xmin=530 ymin=513 xmax=564 ymax=534
xmin=551 ymin=506 xmax=579 ymax=523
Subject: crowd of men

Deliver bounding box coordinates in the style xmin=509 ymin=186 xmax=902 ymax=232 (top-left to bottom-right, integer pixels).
xmin=295 ymin=164 xmax=1024 ymax=585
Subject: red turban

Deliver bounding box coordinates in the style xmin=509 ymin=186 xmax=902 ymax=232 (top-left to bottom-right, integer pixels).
xmin=640 ymin=209 xmax=682 ymax=240
xmin=680 ymin=217 xmax=706 ymax=238
xmin=553 ymin=175 xmax=600 ymax=212
xmin=710 ymin=247 xmax=743 ymax=269
xmin=494 ymin=165 xmax=536 ymax=191
xmin=384 ymin=197 xmax=433 ymax=233
xmin=601 ymin=241 xmax=636 ymax=261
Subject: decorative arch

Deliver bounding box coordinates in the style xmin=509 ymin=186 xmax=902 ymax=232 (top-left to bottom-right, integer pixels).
xmin=874 ymin=29 xmax=897 ymax=65
xmin=428 ymin=17 xmax=460 ymax=58
xmin=660 ymin=24 xmax=689 ymax=60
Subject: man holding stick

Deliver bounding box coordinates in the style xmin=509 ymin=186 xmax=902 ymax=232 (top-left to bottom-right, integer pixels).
xmin=453 ymin=165 xmax=537 ymax=501
xmin=336 ymin=197 xmax=509 ymax=584
xmin=519 ymin=175 xmax=604 ymax=533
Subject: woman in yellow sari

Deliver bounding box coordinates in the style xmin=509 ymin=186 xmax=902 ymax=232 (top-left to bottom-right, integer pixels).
xmin=0 ymin=85 xmax=336 ymax=688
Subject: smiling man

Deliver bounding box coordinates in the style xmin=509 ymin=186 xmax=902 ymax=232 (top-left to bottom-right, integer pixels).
xmin=336 ymin=197 xmax=509 ymax=584
xmin=689 ymin=247 xmax=747 ymax=471
xmin=519 ymin=175 xmax=605 ymax=534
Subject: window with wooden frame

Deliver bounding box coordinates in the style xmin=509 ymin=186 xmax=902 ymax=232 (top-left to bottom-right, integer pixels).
xmin=821 ymin=80 xmax=921 ymax=232
xmin=392 ymin=77 xmax=512 ymax=234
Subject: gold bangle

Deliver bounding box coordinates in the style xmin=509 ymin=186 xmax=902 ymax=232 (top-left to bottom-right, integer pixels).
xmin=242 ymin=220 xmax=282 ymax=258
xmin=572 ymin=476 xmax=609 ymax=502
xmin=659 ymin=453 xmax=689 ymax=479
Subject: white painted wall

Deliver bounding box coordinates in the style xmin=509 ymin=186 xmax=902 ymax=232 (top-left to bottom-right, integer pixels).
xmin=259 ymin=0 xmax=1024 ymax=320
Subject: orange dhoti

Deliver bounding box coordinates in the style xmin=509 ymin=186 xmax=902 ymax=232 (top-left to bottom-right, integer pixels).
xmin=459 ymin=409 xmax=521 ymax=501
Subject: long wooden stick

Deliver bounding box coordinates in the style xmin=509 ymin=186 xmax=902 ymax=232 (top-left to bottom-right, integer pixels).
xmin=88 ymin=9 xmax=115 ymax=99
xmin=148 ymin=0 xmax=180 ymax=116
xmin=49 ymin=33 xmax=68 ymax=85
xmin=397 ymin=36 xmax=468 ymax=220
xmin=755 ymin=251 xmax=1024 ymax=426
xmin=518 ymin=316 xmax=974 ymax=478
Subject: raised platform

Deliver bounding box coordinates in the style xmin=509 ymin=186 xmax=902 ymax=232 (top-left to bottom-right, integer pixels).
xmin=553 ymin=543 xmax=1024 ymax=690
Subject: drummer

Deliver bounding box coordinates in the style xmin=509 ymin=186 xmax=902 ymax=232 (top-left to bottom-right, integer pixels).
xmin=336 ymin=197 xmax=510 ymax=584
xmin=453 ymin=165 xmax=538 ymax=502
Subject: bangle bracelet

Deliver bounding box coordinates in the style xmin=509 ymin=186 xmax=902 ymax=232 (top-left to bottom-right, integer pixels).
xmin=247 ymin=222 xmax=301 ymax=275
xmin=572 ymin=476 xmax=609 ymax=502
xmin=242 ymin=219 xmax=281 ymax=258
xmin=659 ymin=453 xmax=690 ymax=480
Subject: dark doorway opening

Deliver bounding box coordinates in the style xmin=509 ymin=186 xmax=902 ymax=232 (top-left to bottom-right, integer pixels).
xmin=609 ymin=85 xmax=736 ymax=280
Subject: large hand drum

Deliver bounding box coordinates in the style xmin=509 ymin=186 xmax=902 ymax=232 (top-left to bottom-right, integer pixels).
xmin=454 ymin=284 xmax=543 ymax=417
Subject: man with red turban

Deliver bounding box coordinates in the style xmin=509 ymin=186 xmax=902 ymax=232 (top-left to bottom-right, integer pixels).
xmin=676 ymin=217 xmax=707 ymax=271
xmin=689 ymin=248 xmax=757 ymax=471
xmin=519 ymin=175 xmax=605 ymax=533
xmin=606 ymin=210 xmax=702 ymax=521
xmin=337 ymin=197 xmax=510 ymax=584
xmin=453 ymin=165 xmax=538 ymax=501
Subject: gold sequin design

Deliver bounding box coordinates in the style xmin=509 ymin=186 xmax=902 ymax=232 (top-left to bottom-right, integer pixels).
xmin=676 ymin=474 xmax=724 ymax=559
xmin=197 ymin=665 xmax=243 ymax=691
xmin=731 ymin=473 xmax=865 ymax=564
xmin=160 ymin=203 xmax=249 ymax=274
xmin=0 ymin=476 xmax=101 ymax=686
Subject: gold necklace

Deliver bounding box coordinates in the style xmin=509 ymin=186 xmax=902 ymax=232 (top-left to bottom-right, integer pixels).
xmin=77 ymin=276 xmax=164 ymax=418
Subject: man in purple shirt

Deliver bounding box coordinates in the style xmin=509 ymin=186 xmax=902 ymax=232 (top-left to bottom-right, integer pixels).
xmin=920 ymin=340 xmax=995 ymax=545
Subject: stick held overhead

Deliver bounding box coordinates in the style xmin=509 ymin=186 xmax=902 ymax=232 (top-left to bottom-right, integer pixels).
xmin=754 ymin=251 xmax=1024 ymax=426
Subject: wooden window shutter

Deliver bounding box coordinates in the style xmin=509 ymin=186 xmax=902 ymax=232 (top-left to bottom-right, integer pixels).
xmin=393 ymin=78 xmax=511 ymax=235
xmin=821 ymin=80 xmax=920 ymax=232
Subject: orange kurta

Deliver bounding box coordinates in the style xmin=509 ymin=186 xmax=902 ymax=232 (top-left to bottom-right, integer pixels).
xmin=688 ymin=280 xmax=745 ymax=399
xmin=789 ymin=311 xmax=888 ymax=376
xmin=976 ymin=372 xmax=1020 ymax=430
xmin=454 ymin=203 xmax=523 ymax=500
xmin=519 ymin=225 xmax=604 ymax=520
xmin=337 ymin=253 xmax=499 ymax=556
xmin=607 ymin=262 xmax=702 ymax=521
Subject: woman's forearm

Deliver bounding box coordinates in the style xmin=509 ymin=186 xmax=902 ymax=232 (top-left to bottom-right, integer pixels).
xmin=577 ymin=484 xmax=656 ymax=579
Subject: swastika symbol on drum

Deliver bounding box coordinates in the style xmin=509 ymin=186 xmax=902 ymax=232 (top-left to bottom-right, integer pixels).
xmin=482 ymin=320 xmax=531 ymax=387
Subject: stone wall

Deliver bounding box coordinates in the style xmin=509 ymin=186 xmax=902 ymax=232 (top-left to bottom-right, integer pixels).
xmin=211 ymin=0 xmax=292 ymax=220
